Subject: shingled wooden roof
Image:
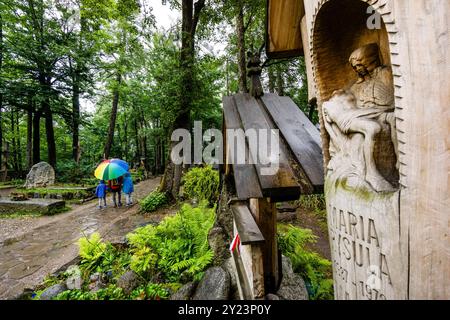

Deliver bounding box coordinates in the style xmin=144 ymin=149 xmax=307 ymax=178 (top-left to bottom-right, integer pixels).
xmin=223 ymin=93 xmax=324 ymax=202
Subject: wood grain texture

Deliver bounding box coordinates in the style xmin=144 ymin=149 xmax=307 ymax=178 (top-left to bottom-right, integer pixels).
xmin=261 ymin=93 xmax=324 ymax=187
xmin=267 ymin=0 xmax=305 ymax=58
xmin=233 ymin=93 xmax=305 ymax=200
xmin=231 ymin=203 xmax=265 ymax=245
xmin=305 ymin=0 xmax=449 ymax=299
xmin=250 ymin=198 xmax=279 ymax=293
xmin=223 ymin=96 xmax=263 ymax=200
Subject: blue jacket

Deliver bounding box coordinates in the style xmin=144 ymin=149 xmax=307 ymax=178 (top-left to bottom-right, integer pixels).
xmin=122 ymin=174 xmax=134 ymax=194
xmin=95 ymin=183 xmax=107 ymax=198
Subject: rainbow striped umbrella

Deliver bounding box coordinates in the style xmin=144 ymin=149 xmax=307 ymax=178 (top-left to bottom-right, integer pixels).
xmin=94 ymin=159 xmax=129 ymax=180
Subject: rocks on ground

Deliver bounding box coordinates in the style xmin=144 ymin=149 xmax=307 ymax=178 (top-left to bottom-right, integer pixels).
xmin=207 ymin=226 xmax=230 ymax=266
xmin=88 ymin=273 xmax=108 ymax=293
xmin=40 ymin=283 xmax=67 ymax=300
xmin=192 ymin=267 xmax=230 ymax=300
xmin=275 ymin=256 xmax=309 ymax=300
xmin=170 ymin=282 xmax=197 ymax=300
xmin=24 ymin=162 xmax=55 ymax=189
xmin=65 ymin=265 xmax=82 ymax=290
xmin=116 ymin=270 xmax=142 ymax=295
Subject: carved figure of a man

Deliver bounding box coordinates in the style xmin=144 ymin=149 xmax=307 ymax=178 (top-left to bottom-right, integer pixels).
xmin=323 ymin=43 xmax=398 ymax=192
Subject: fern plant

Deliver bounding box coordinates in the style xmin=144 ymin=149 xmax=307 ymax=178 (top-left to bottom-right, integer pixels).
xmin=78 ymin=232 xmax=107 ymax=274
xmin=182 ymin=166 xmax=219 ymax=205
xmin=139 ymin=191 xmax=168 ymax=213
xmin=277 ymin=224 xmax=334 ymax=300
xmin=126 ymin=202 xmax=215 ymax=282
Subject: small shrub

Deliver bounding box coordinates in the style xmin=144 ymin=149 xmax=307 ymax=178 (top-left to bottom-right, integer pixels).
xmin=127 ymin=202 xmax=214 ymax=282
xmin=277 ymin=224 xmax=333 ymax=300
xmin=182 ymin=166 xmax=219 ymax=205
xmin=55 ymin=285 xmax=126 ymax=300
xmin=130 ymin=246 xmax=158 ymax=275
xmin=140 ymin=191 xmax=168 ymax=213
xmin=78 ymin=232 xmax=107 ymax=274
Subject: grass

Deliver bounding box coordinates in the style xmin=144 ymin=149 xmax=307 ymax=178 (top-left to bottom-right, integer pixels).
xmin=0 ymin=205 xmax=71 ymax=219
xmin=296 ymin=194 xmax=328 ymax=233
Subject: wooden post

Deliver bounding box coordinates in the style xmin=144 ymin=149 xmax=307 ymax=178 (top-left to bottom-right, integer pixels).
xmin=250 ymin=198 xmax=279 ymax=293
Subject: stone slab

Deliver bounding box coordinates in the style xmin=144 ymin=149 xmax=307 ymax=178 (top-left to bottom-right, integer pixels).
xmin=0 ymin=199 xmax=66 ymax=215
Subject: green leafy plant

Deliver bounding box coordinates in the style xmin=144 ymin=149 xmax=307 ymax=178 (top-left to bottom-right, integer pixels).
xmin=182 ymin=166 xmax=219 ymax=205
xmin=78 ymin=232 xmax=107 ymax=274
xmin=139 ymin=191 xmax=168 ymax=213
xmin=130 ymin=246 xmax=158 ymax=275
xmin=54 ymin=285 xmax=126 ymax=300
xmin=127 ymin=202 xmax=214 ymax=282
xmin=277 ymin=224 xmax=334 ymax=300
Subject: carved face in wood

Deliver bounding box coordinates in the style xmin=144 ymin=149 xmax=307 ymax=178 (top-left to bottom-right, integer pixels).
xmin=349 ymin=43 xmax=381 ymax=78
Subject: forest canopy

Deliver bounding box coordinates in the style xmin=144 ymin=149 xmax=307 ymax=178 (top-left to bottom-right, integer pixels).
xmin=0 ymin=0 xmax=311 ymax=186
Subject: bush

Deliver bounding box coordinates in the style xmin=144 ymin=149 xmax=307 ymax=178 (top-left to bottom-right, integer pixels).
xmin=277 ymin=224 xmax=334 ymax=300
xmin=139 ymin=191 xmax=168 ymax=213
xmin=56 ymin=160 xmax=95 ymax=184
xmin=182 ymin=166 xmax=219 ymax=205
xmin=127 ymin=202 xmax=214 ymax=282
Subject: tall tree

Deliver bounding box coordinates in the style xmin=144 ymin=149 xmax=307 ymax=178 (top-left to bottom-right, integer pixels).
xmin=160 ymin=0 xmax=206 ymax=198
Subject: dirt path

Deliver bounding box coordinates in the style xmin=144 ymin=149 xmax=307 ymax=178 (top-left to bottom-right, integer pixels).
xmin=0 ymin=177 xmax=170 ymax=300
xmin=293 ymin=208 xmax=331 ymax=261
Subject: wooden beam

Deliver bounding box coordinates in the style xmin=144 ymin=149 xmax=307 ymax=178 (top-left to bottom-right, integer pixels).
xmin=231 ymin=203 xmax=265 ymax=245
xmin=233 ymin=93 xmax=303 ymax=199
xmin=266 ymin=0 xmax=305 ymax=59
xmin=261 ymin=93 xmax=324 ymax=189
xmin=249 ymin=198 xmax=279 ymax=293
xmin=223 ymin=96 xmax=263 ymax=200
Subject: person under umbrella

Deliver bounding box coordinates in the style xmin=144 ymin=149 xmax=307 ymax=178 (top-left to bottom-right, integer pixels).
xmin=94 ymin=159 xmax=129 ymax=208
xmin=122 ymin=172 xmax=134 ymax=206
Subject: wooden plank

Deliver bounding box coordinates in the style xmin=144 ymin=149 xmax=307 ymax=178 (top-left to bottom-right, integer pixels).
xmin=231 ymin=203 xmax=265 ymax=245
xmin=233 ymin=93 xmax=302 ymax=199
xmin=223 ymin=96 xmax=263 ymax=200
xmin=261 ymin=93 xmax=324 ymax=187
xmin=267 ymin=0 xmax=305 ymax=59
xmin=249 ymin=198 xmax=279 ymax=293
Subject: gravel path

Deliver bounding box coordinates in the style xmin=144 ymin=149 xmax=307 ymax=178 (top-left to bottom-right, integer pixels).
xmin=0 ymin=177 xmax=169 ymax=299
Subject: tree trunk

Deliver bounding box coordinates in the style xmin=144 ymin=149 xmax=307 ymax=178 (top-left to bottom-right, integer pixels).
xmin=32 ymin=110 xmax=41 ymax=165
xmin=134 ymin=118 xmax=140 ymax=165
xmin=10 ymin=110 xmax=18 ymax=172
xmin=124 ymin=115 xmax=129 ymax=162
xmin=15 ymin=109 xmax=22 ymax=173
xmin=72 ymin=71 xmax=81 ymax=163
xmin=236 ymin=0 xmax=247 ymax=93
xmin=104 ymin=73 xmax=121 ymax=159
xmin=160 ymin=0 xmax=205 ymax=198
xmin=26 ymin=105 xmax=33 ymax=170
xmin=44 ymin=100 xmax=56 ymax=169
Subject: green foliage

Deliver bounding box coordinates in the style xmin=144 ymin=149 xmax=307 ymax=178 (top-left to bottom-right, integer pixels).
xmin=296 ymin=194 xmax=326 ymax=213
xmin=182 ymin=166 xmax=219 ymax=205
xmin=127 ymin=202 xmax=215 ymax=282
xmin=55 ymin=285 xmax=126 ymax=300
xmin=139 ymin=191 xmax=168 ymax=213
xmin=56 ymin=160 xmax=96 ymax=184
xmin=296 ymin=194 xmax=328 ymax=233
xmin=129 ymin=246 xmax=158 ymax=275
xmin=78 ymin=232 xmax=107 ymax=274
xmin=277 ymin=224 xmax=334 ymax=300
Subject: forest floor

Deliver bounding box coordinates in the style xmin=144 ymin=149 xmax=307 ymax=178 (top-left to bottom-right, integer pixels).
xmin=293 ymin=208 xmax=331 ymax=261
xmin=0 ymin=176 xmax=177 ymax=300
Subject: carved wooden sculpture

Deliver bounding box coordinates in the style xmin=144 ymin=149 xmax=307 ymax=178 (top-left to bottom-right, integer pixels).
xmin=322 ymin=43 xmax=398 ymax=192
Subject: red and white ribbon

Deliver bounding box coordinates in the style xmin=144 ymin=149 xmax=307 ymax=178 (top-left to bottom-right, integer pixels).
xmin=229 ymin=233 xmax=241 ymax=254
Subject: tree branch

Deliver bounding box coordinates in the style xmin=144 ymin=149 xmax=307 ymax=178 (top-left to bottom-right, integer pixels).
xmin=191 ymin=0 xmax=206 ymax=36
